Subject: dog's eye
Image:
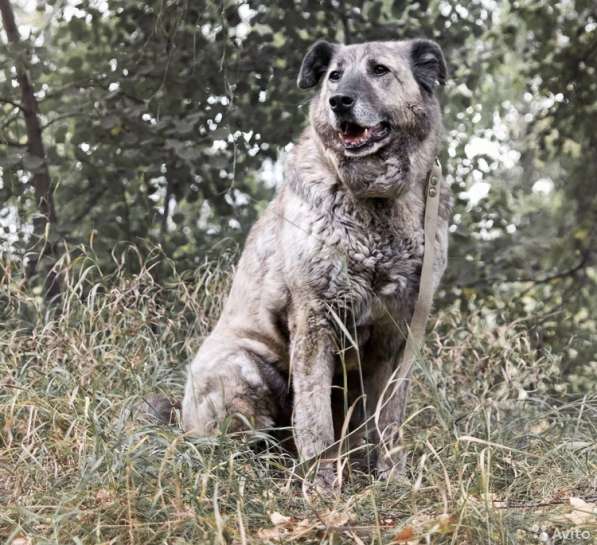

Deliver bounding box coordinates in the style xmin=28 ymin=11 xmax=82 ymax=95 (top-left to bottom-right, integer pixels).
xmin=373 ymin=64 xmax=390 ymax=76
xmin=329 ymin=70 xmax=342 ymax=81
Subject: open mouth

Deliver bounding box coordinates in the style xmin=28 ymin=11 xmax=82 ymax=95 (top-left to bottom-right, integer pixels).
xmin=338 ymin=121 xmax=391 ymax=150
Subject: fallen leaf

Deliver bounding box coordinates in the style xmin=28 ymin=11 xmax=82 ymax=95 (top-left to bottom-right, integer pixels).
xmin=269 ymin=511 xmax=292 ymax=526
xmin=478 ymin=492 xmax=508 ymax=509
xmin=11 ymin=537 xmax=32 ymax=545
xmin=566 ymin=497 xmax=597 ymax=526
xmin=394 ymin=526 xmax=415 ymax=543
xmin=346 ymin=530 xmax=367 ymax=545
xmin=545 ymin=496 xmax=597 ymax=527
xmin=257 ymin=508 xmax=354 ymax=541
xmin=319 ymin=509 xmax=350 ymax=527
xmin=257 ymin=526 xmax=288 ymax=541
xmin=392 ymin=512 xmax=458 ymax=543
xmin=95 ymin=488 xmax=113 ymax=504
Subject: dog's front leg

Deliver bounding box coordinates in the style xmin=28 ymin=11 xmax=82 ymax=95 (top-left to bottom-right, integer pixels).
xmin=372 ymin=364 xmax=411 ymax=481
xmin=291 ymin=305 xmax=336 ymax=488
xmin=363 ymin=334 xmax=410 ymax=481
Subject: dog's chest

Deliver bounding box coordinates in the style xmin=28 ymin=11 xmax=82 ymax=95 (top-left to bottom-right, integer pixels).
xmin=310 ymin=196 xmax=424 ymax=312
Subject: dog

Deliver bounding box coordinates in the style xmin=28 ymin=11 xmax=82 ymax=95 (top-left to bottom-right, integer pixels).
xmin=181 ymin=38 xmax=451 ymax=486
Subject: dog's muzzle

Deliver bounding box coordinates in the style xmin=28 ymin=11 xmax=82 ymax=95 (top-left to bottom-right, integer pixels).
xmin=337 ymin=120 xmax=391 ymax=151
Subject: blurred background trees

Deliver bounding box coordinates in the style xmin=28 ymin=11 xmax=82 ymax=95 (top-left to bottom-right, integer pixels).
xmin=1 ymin=0 xmax=595 ymax=390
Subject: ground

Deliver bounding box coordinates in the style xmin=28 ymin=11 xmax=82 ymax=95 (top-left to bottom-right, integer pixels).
xmin=1 ymin=252 xmax=596 ymax=544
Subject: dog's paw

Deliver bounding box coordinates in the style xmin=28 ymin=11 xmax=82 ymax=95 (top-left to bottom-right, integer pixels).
xmin=376 ymin=452 xmax=407 ymax=483
xmin=302 ymin=467 xmax=340 ymax=498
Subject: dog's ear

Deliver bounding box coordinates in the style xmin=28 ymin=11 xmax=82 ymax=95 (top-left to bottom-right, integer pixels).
xmin=297 ymin=40 xmax=337 ymax=89
xmin=410 ymin=39 xmax=447 ymax=93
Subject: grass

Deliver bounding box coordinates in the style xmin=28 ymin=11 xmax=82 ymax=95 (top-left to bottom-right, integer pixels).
xmin=1 ymin=247 xmax=596 ymax=544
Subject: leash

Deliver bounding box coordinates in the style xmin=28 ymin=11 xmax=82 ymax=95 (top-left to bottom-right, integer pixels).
xmin=369 ymin=158 xmax=443 ymax=468
xmin=398 ymin=158 xmax=443 ymax=381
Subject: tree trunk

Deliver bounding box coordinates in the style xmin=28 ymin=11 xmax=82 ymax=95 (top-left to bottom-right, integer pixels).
xmin=0 ymin=0 xmax=60 ymax=300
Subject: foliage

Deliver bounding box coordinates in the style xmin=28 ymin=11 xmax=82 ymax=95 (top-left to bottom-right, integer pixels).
xmin=0 ymin=0 xmax=595 ymax=426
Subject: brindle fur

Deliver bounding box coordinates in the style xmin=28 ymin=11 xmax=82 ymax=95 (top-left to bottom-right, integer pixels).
xmin=181 ymin=39 xmax=451 ymax=484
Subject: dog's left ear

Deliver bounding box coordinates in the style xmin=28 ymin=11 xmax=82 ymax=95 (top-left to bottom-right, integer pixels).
xmin=410 ymin=39 xmax=447 ymax=93
xmin=297 ymin=40 xmax=337 ymax=89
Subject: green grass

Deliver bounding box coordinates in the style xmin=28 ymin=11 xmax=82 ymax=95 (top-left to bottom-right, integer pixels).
xmin=1 ymin=248 xmax=596 ymax=544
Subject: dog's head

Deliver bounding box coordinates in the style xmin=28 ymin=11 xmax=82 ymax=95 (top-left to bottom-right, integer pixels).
xmin=298 ymin=39 xmax=446 ymax=157
xmin=298 ymin=39 xmax=446 ymax=197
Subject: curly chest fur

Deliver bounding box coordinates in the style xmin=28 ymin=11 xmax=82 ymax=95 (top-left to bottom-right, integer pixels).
xmin=306 ymin=190 xmax=424 ymax=317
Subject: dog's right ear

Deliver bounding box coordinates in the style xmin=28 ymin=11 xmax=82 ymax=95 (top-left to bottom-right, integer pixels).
xmin=297 ymin=40 xmax=337 ymax=89
xmin=410 ymin=39 xmax=447 ymax=93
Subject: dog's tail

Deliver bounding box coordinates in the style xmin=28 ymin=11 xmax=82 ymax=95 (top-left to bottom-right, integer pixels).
xmin=136 ymin=395 xmax=181 ymax=425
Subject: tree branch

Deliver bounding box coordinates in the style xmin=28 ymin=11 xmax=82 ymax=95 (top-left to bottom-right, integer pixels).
xmin=0 ymin=109 xmax=21 ymax=131
xmin=40 ymin=111 xmax=88 ymax=131
xmin=513 ymin=255 xmax=588 ymax=286
xmin=0 ymin=96 xmax=24 ymax=110
xmin=458 ymin=254 xmax=589 ymax=290
xmin=338 ymin=0 xmax=352 ymax=44
xmin=0 ymin=136 xmax=25 ymax=147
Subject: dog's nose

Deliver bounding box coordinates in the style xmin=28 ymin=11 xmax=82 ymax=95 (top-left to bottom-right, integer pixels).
xmin=329 ymin=94 xmax=355 ymax=114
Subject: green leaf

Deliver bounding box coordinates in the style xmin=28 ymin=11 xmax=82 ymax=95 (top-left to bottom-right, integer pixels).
xmin=54 ymin=126 xmax=68 ymax=144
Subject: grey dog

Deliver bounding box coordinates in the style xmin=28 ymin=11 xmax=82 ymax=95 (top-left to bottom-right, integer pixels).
xmin=181 ymin=38 xmax=451 ymax=486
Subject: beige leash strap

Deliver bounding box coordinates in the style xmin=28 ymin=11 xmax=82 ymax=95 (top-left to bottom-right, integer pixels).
xmin=397 ymin=159 xmax=442 ymax=381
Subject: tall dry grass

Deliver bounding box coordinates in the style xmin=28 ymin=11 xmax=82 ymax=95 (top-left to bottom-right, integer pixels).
xmin=1 ymin=246 xmax=595 ymax=544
